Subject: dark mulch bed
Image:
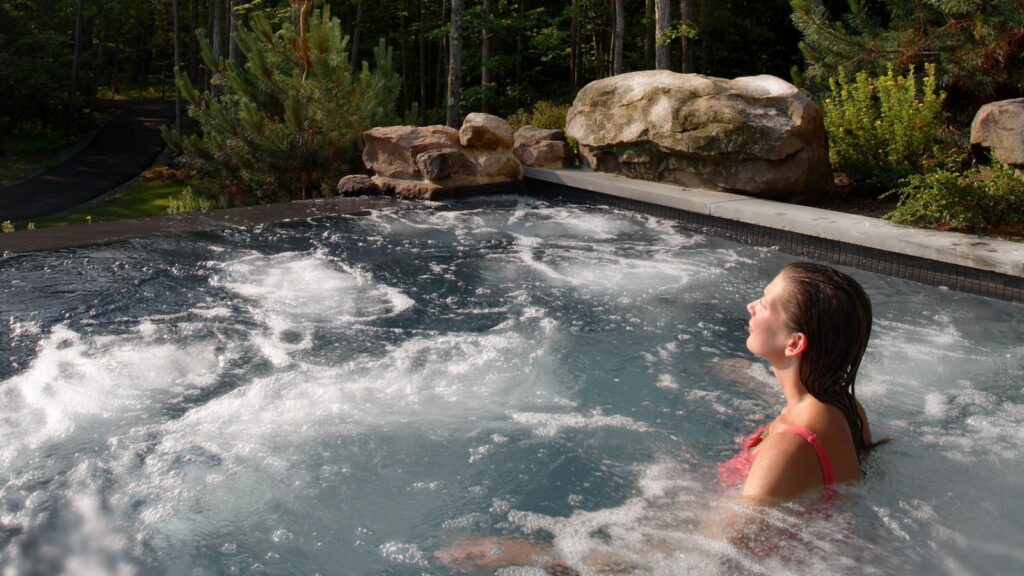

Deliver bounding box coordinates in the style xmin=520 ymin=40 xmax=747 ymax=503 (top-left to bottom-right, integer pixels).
xmin=803 ymin=178 xmax=1024 ymax=242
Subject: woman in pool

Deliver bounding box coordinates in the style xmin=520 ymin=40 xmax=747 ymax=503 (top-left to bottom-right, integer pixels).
xmin=437 ymin=262 xmax=883 ymax=571
xmin=718 ymin=261 xmax=882 ymax=502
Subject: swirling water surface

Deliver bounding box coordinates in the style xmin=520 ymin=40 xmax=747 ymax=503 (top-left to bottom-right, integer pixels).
xmin=1 ymin=197 xmax=1022 ymax=575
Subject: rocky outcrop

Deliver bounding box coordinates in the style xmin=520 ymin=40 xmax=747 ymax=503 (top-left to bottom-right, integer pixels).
xmin=971 ymin=98 xmax=1024 ymax=167
xmin=354 ymin=114 xmax=523 ymax=200
xmin=565 ymin=71 xmax=832 ymax=200
xmin=513 ymin=126 xmax=573 ymax=169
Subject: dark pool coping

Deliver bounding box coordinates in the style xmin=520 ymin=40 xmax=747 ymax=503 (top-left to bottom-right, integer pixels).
xmin=0 ymin=196 xmax=402 ymax=254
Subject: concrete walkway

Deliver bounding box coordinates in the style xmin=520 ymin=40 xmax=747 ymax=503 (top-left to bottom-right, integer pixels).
xmin=0 ymin=99 xmax=174 ymax=223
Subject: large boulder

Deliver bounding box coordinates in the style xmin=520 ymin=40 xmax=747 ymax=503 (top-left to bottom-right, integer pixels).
xmin=566 ymin=71 xmax=832 ymax=200
xmin=971 ymin=98 xmax=1024 ymax=167
xmin=513 ymin=126 xmax=573 ymax=169
xmin=362 ymin=125 xmax=460 ymax=178
xmin=459 ymin=113 xmax=514 ymax=150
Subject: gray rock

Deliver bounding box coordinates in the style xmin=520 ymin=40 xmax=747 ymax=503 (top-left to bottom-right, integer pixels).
xmin=415 ymin=147 xmax=477 ymax=181
xmin=971 ymin=98 xmax=1024 ymax=167
xmin=566 ymin=71 xmax=832 ymax=200
xmin=336 ymin=174 xmax=380 ymax=196
xmin=471 ymin=151 xmax=523 ymax=180
xmin=513 ymin=125 xmax=572 ymax=169
xmin=459 ymin=113 xmax=515 ymax=150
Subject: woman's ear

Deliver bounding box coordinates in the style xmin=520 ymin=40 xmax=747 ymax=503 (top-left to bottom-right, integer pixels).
xmin=784 ymin=332 xmax=807 ymax=357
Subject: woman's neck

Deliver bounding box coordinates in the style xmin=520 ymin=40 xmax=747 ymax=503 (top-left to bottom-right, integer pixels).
xmin=772 ymin=359 xmax=808 ymax=410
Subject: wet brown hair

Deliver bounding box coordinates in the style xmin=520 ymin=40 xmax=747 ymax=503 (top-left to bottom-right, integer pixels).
xmin=779 ymin=262 xmax=884 ymax=459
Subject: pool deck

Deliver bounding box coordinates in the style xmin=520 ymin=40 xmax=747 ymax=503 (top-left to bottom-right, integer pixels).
xmin=525 ymin=167 xmax=1024 ymax=280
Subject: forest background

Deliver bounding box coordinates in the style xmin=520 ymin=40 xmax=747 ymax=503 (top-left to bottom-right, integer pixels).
xmin=2 ymin=1 xmax=1023 ymax=231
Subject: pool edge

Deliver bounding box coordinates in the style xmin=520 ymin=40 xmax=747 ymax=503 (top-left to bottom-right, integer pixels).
xmin=524 ymin=168 xmax=1024 ymax=303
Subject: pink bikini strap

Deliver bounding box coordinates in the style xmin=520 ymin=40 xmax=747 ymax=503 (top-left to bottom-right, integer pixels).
xmin=777 ymin=426 xmax=836 ymax=485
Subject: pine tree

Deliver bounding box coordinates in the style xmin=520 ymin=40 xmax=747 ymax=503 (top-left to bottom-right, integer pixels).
xmin=791 ymin=0 xmax=1024 ymax=105
xmin=163 ymin=4 xmax=401 ymax=205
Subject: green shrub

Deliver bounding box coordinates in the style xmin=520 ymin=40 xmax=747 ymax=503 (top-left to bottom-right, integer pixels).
xmin=507 ymin=101 xmax=571 ymax=132
xmin=164 ymin=6 xmax=400 ymax=206
xmin=886 ymin=163 xmax=1024 ymax=230
xmin=1 ymin=221 xmax=14 ymax=233
xmin=823 ymin=65 xmax=952 ymax=192
xmin=167 ymin=186 xmax=215 ymax=215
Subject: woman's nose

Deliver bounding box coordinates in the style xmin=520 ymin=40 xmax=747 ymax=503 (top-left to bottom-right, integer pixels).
xmin=746 ymin=301 xmax=755 ymax=315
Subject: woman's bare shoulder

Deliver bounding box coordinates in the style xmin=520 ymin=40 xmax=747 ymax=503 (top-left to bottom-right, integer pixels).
xmin=741 ymin=431 xmax=822 ymax=504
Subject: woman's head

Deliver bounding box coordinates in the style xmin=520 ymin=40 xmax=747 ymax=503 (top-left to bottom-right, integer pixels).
xmin=767 ymin=262 xmax=875 ymax=456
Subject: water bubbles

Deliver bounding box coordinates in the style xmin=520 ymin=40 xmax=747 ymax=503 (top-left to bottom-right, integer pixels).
xmin=271 ymin=529 xmax=294 ymax=543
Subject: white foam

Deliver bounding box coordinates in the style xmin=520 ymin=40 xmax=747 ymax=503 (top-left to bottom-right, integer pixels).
xmin=510 ymin=410 xmax=652 ymax=437
xmin=214 ymin=251 xmax=415 ymax=323
xmin=0 ymin=325 xmax=221 ymax=468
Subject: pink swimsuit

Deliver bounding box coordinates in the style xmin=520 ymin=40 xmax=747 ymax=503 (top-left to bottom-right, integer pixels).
xmin=718 ymin=425 xmax=836 ymax=487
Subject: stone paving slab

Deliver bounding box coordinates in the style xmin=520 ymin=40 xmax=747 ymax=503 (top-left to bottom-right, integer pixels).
xmin=0 ymin=197 xmax=401 ymax=255
xmin=525 ymin=167 xmax=1024 ymax=279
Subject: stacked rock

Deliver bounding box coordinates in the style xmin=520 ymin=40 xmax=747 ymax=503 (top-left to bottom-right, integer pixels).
xmin=512 ymin=126 xmax=573 ymax=169
xmin=341 ymin=113 xmax=523 ymax=200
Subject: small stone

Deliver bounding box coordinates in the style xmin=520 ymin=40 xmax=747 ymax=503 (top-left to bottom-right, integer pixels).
xmin=336 ymin=174 xmax=380 ymax=196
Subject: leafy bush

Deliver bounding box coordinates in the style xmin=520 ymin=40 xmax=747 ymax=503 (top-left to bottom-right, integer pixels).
xmin=823 ymin=65 xmax=952 ymax=192
xmin=1 ymin=221 xmax=14 ymax=233
xmin=164 ymin=6 xmax=400 ymax=206
xmin=886 ymin=163 xmax=1024 ymax=230
xmin=167 ymin=186 xmax=215 ymax=215
xmin=507 ymin=101 xmax=571 ymax=132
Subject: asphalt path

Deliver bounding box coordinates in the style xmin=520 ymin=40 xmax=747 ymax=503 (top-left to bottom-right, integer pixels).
xmin=0 ymin=99 xmax=175 ymax=222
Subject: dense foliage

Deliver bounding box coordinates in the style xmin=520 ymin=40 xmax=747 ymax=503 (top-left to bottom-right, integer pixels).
xmin=822 ymin=65 xmax=951 ymax=192
xmin=888 ymin=163 xmax=1024 ymax=230
xmin=791 ymin=0 xmax=1024 ymax=110
xmin=164 ymin=6 xmax=400 ymax=204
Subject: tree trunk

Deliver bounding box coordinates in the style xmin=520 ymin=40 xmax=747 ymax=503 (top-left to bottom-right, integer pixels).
xmin=645 ymin=0 xmax=654 ymax=67
xmin=229 ymin=0 xmax=241 ymax=64
xmin=419 ymin=2 xmax=427 ymax=112
xmin=173 ymin=0 xmax=182 ymax=135
xmin=95 ymin=0 xmax=107 ymax=96
xmin=516 ymin=0 xmax=526 ymax=84
xmin=570 ymin=0 xmax=579 ymax=86
xmin=654 ymin=0 xmax=670 ymax=70
xmin=679 ymin=0 xmax=693 ymax=73
xmin=189 ymin=0 xmax=200 ymax=83
xmin=613 ymin=0 xmax=624 ymax=75
xmin=436 ymin=0 xmax=448 ymax=111
xmin=213 ymin=0 xmax=224 ymax=58
xmin=446 ymin=0 xmax=463 ymax=128
xmin=481 ymin=0 xmax=491 ymax=112
xmin=297 ymin=0 xmax=312 ymax=81
xmin=350 ymin=0 xmax=362 ymax=71
xmin=71 ymin=0 xmax=83 ymax=98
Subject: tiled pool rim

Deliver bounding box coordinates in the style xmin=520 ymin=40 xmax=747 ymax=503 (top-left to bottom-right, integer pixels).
xmin=1 ymin=170 xmax=1022 ymax=303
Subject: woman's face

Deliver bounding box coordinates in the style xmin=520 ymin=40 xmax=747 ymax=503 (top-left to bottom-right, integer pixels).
xmin=745 ymin=273 xmax=797 ymax=362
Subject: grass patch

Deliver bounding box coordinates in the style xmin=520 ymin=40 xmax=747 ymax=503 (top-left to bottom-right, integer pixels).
xmin=30 ymin=175 xmax=212 ymax=229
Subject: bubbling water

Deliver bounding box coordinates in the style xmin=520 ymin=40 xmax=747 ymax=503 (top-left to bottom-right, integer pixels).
xmin=0 ymin=197 xmax=1022 ymax=575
